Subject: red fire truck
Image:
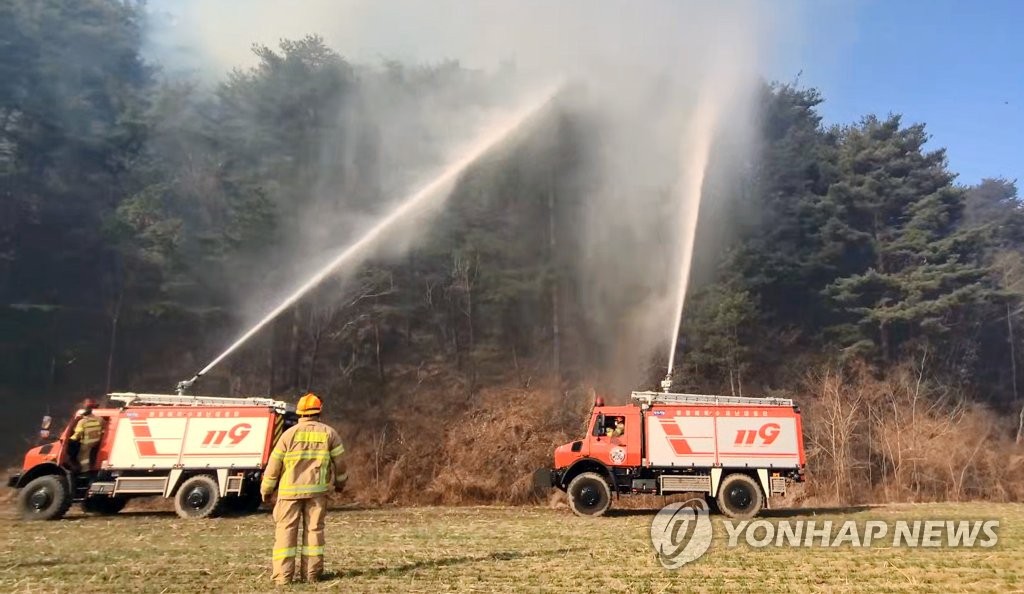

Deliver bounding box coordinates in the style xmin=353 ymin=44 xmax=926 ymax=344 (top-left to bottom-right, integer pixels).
xmin=8 ymin=392 xmax=296 ymax=521
xmin=535 ymin=390 xmax=806 ymax=519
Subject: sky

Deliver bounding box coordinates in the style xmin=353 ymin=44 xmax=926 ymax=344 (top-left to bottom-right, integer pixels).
xmin=783 ymin=0 xmax=1023 ymax=187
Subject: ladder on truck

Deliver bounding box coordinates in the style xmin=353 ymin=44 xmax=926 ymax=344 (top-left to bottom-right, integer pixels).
xmin=630 ymin=391 xmax=795 ymax=408
xmin=107 ymin=392 xmax=296 ymax=414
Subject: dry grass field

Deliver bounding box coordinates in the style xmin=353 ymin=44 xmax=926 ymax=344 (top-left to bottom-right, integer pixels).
xmin=1 ymin=500 xmax=1022 ymax=593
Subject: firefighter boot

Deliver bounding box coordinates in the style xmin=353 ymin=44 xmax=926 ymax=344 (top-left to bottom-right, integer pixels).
xmin=300 ymin=496 xmax=328 ymax=581
xmin=271 ymin=498 xmax=302 ymax=584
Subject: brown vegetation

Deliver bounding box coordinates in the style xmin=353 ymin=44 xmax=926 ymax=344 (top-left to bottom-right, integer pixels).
xmin=796 ymin=362 xmax=1024 ymax=506
xmin=313 ymin=359 xmax=1024 ymax=509
xmin=325 ymin=367 xmax=592 ymax=506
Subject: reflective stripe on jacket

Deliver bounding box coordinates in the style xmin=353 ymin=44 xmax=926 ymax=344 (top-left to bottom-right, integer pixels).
xmin=71 ymin=416 xmax=103 ymax=447
xmin=261 ymin=418 xmax=346 ymax=499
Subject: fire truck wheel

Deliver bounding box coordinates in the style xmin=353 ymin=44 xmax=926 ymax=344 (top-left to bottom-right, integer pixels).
xmin=224 ymin=490 xmax=262 ymax=515
xmin=567 ymin=472 xmax=612 ymax=517
xmin=18 ymin=474 xmax=72 ymax=521
xmin=174 ymin=475 xmax=224 ymax=519
xmin=715 ymin=473 xmax=763 ymax=520
xmin=83 ymin=496 xmax=127 ymax=515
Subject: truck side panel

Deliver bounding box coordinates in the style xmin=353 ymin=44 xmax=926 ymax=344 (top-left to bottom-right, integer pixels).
xmin=644 ymin=412 xmax=716 ymax=466
xmin=644 ymin=405 xmax=802 ymax=468
xmin=106 ymin=407 xmax=273 ymax=470
xmin=715 ymin=414 xmax=801 ymax=468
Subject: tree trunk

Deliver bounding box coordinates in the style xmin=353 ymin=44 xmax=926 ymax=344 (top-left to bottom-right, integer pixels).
xmin=267 ymin=327 xmax=276 ymax=396
xmin=375 ymin=319 xmax=385 ymax=387
xmin=1011 ymin=302 xmax=1023 ymax=444
xmin=452 ymin=300 xmax=462 ymax=371
xmin=879 ymin=319 xmax=891 ymax=364
xmin=306 ymin=326 xmax=323 ymax=392
xmin=105 ymin=282 xmax=124 ymax=393
xmin=1008 ymin=302 xmax=1019 ymax=401
xmin=467 ymin=257 xmax=477 ymax=391
xmin=548 ymin=187 xmax=561 ymax=380
xmin=289 ymin=306 xmax=302 ymax=392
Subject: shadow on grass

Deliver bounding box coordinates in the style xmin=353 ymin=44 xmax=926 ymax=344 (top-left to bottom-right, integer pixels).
xmin=329 ymin=547 xmax=584 ymax=579
xmin=68 ymin=510 xmax=178 ymax=521
xmin=602 ymin=505 xmax=874 ymax=519
xmin=8 ymin=559 xmax=63 ymax=569
xmin=760 ymin=505 xmax=874 ymax=518
xmin=69 ymin=502 xmax=378 ymax=521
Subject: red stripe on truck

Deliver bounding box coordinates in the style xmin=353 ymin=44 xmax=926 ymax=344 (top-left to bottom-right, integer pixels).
xmin=130 ymin=421 xmax=159 ymax=456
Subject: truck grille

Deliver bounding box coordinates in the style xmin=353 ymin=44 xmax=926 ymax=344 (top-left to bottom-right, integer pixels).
xmin=114 ymin=477 xmax=168 ymax=494
xmin=226 ymin=475 xmax=243 ymax=494
xmin=660 ymin=475 xmax=711 ymax=493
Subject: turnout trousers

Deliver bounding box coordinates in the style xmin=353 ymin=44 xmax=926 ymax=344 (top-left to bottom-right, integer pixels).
xmin=271 ymin=495 xmax=327 ymax=584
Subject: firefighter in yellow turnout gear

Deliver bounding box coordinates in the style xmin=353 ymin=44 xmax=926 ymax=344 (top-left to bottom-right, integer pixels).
xmin=68 ymin=398 xmax=103 ymax=472
xmin=261 ymin=393 xmax=347 ymax=585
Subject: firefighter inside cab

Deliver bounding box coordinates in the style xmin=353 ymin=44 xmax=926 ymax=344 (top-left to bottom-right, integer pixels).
xmin=66 ymin=398 xmax=103 ymax=473
xmin=606 ymin=416 xmax=625 ymax=438
xmin=261 ymin=392 xmax=347 ymax=585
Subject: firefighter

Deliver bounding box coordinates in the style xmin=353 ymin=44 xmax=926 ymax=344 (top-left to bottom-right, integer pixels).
xmin=606 ymin=416 xmax=625 ymax=438
xmin=67 ymin=398 xmax=103 ymax=473
xmin=261 ymin=392 xmax=347 ymax=585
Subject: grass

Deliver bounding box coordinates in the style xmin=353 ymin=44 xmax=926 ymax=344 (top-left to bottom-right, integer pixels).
xmin=1 ymin=500 xmax=1022 ymax=593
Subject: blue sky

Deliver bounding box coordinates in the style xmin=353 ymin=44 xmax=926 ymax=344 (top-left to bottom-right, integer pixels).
xmin=782 ymin=0 xmax=1022 ymax=187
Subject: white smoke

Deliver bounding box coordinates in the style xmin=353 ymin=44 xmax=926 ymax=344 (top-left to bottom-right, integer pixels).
xmin=143 ymin=0 xmax=802 ymax=392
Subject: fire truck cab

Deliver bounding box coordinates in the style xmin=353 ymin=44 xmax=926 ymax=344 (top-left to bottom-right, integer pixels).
xmin=8 ymin=392 xmax=296 ymax=521
xmin=535 ymin=390 xmax=806 ymax=519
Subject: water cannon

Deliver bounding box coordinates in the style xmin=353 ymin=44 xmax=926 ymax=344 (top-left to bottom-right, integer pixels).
xmin=176 ymin=374 xmax=201 ymax=396
xmin=661 ymin=375 xmax=673 ymax=393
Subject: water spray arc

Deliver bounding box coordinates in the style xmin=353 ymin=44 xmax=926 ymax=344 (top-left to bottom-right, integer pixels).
xmin=663 ymin=94 xmax=720 ymax=392
xmin=176 ymin=83 xmax=563 ymax=394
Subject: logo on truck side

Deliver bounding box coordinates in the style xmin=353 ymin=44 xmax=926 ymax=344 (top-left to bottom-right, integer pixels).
xmin=733 ymin=423 xmax=780 ymax=446
xmin=201 ymin=423 xmax=252 ymax=447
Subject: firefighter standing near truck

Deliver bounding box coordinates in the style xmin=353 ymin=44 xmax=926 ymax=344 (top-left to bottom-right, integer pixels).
xmin=67 ymin=398 xmax=103 ymax=473
xmin=261 ymin=392 xmax=347 ymax=585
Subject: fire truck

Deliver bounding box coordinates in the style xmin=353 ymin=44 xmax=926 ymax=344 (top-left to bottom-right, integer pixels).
xmin=8 ymin=392 xmax=296 ymax=521
xmin=535 ymin=390 xmax=806 ymax=519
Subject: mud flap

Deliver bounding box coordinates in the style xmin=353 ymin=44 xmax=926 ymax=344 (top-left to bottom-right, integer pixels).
xmin=532 ymin=468 xmax=554 ymax=497
xmin=756 ymin=469 xmax=771 ymax=509
xmin=164 ymin=469 xmax=183 ymax=498
xmin=710 ymin=467 xmax=723 ymax=496
xmin=217 ymin=468 xmax=229 ymax=497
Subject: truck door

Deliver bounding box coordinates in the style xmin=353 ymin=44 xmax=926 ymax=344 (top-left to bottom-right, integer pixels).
xmin=587 ymin=408 xmax=641 ymax=467
xmin=92 ymin=411 xmax=118 ymax=470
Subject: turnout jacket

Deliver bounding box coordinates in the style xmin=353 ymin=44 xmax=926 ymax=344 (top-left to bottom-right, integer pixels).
xmin=261 ymin=418 xmax=346 ymax=499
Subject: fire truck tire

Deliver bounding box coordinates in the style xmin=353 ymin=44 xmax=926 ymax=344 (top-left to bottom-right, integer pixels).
xmin=18 ymin=474 xmax=72 ymax=521
xmin=224 ymin=490 xmax=262 ymax=515
xmin=174 ymin=475 xmax=224 ymax=519
xmin=567 ymin=472 xmax=612 ymax=517
xmin=715 ymin=473 xmax=763 ymax=520
xmin=704 ymin=494 xmax=721 ymax=515
xmin=83 ymin=496 xmax=127 ymax=515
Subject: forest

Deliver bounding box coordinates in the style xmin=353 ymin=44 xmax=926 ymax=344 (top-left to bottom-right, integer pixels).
xmin=2 ymin=0 xmax=1023 ymax=505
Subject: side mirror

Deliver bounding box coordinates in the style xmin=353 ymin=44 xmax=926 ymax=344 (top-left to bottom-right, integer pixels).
xmin=592 ymin=413 xmax=605 ymax=437
xmin=41 ymin=415 xmax=52 ymax=430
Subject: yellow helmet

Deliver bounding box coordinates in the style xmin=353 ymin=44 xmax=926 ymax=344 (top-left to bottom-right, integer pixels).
xmin=296 ymin=392 xmax=322 ymax=416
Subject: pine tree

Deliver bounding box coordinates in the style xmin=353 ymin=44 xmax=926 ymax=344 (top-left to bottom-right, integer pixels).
xmin=822 ymin=115 xmax=996 ymax=363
